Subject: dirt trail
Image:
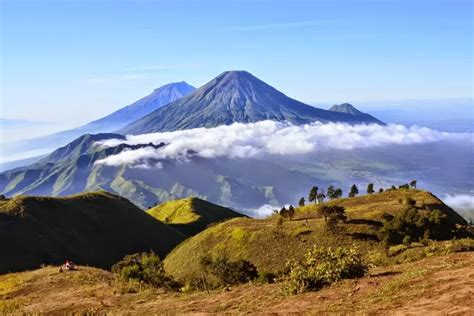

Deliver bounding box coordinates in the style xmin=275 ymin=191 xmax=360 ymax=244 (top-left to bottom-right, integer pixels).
xmin=1 ymin=252 xmax=473 ymax=314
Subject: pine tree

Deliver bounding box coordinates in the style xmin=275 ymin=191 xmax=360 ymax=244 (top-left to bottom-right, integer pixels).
xmin=349 ymin=184 xmax=359 ymax=197
xmin=288 ymin=205 xmax=295 ymax=220
xmin=367 ymin=183 xmax=374 ymax=194
xmin=410 ymin=180 xmax=417 ymax=188
xmin=298 ymin=197 xmax=305 ymax=207
xmin=317 ymin=192 xmax=326 ymax=203
xmin=327 ymin=186 xmax=335 ymax=200
xmin=308 ymin=186 xmax=319 ymax=203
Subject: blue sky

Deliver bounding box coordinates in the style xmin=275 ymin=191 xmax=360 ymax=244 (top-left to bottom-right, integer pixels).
xmin=1 ymin=0 xmax=472 ymax=124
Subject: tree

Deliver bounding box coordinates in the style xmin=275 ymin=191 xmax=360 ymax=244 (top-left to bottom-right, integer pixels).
xmin=333 ymin=188 xmax=343 ymax=199
xmin=288 ymin=205 xmax=295 ymax=220
xmin=316 ymin=192 xmax=326 ymax=203
xmin=391 ymin=185 xmax=397 ymax=190
xmin=367 ymin=183 xmax=375 ymax=194
xmin=348 ymin=184 xmax=359 ymax=197
xmin=327 ymin=186 xmax=335 ymax=200
xmin=378 ymin=188 xmax=384 ymax=193
xmin=317 ymin=205 xmax=346 ymax=222
xmin=298 ymin=197 xmax=305 ymax=207
xmin=308 ymin=186 xmax=319 ymax=203
xmin=399 ymin=183 xmax=410 ymax=189
xmin=410 ymin=180 xmax=417 ymax=189
xmin=279 ymin=207 xmax=288 ymax=218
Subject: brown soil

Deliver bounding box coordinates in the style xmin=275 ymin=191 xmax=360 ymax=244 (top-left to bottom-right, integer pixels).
xmin=1 ymin=252 xmax=473 ymax=315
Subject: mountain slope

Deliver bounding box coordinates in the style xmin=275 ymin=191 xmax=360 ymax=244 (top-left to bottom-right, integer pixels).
xmin=163 ymin=189 xmax=467 ymax=283
xmin=0 ymin=133 xmax=315 ymax=210
xmin=147 ymin=197 xmax=245 ymax=236
xmin=2 ymin=82 xmax=195 ymax=163
xmin=83 ymin=81 xmax=195 ymax=132
xmin=119 ymin=71 xmax=384 ymax=135
xmin=328 ymin=103 xmax=382 ymax=123
xmin=0 ymin=191 xmax=186 ymax=274
xmin=1 ymin=252 xmax=473 ymax=314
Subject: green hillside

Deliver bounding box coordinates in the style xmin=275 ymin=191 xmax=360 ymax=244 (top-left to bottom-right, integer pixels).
xmin=0 ymin=191 xmax=186 ymax=274
xmin=163 ymin=189 xmax=468 ymax=283
xmin=147 ymin=197 xmax=245 ymax=236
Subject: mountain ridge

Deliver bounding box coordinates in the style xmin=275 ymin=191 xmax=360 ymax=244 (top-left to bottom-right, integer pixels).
xmin=2 ymin=82 xmax=196 ymax=165
xmin=119 ymin=71 xmax=384 ymax=135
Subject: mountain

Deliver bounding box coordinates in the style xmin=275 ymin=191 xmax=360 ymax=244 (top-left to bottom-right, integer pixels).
xmin=0 ymin=191 xmax=186 ymax=274
xmin=147 ymin=197 xmax=245 ymax=236
xmin=2 ymin=82 xmax=195 ymax=163
xmin=0 ymin=133 xmax=316 ymax=210
xmin=119 ymin=71 xmax=384 ymax=135
xmin=82 ymin=81 xmax=196 ymax=132
xmin=328 ymin=103 xmax=383 ymax=123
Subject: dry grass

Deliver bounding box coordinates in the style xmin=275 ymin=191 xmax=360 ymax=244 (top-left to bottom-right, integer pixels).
xmin=1 ymin=252 xmax=472 ymax=314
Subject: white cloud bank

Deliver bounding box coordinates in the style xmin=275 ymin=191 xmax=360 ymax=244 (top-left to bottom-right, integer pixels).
xmin=94 ymin=121 xmax=472 ymax=168
xmin=443 ymin=194 xmax=474 ymax=211
xmin=442 ymin=194 xmax=474 ymax=222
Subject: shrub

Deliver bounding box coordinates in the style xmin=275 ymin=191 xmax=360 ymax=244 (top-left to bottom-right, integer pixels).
xmin=379 ymin=204 xmax=456 ymax=246
xmin=200 ymin=255 xmax=258 ymax=287
xmin=281 ymin=246 xmax=368 ymax=295
xmin=112 ymin=252 xmax=178 ymax=290
xmin=256 ymin=271 xmax=277 ymax=284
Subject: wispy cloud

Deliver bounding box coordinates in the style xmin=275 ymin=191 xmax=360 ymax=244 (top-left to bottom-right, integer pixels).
xmin=224 ymin=19 xmax=340 ymax=32
xmin=124 ymin=64 xmax=200 ymax=72
xmin=85 ymin=74 xmax=147 ymax=83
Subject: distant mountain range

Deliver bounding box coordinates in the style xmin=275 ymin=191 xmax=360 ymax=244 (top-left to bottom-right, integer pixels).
xmin=0 ymin=132 xmax=316 ymax=210
xmin=0 ymin=70 xmax=388 ymax=209
xmin=2 ymin=82 xmax=195 ymax=162
xmin=119 ymin=71 xmax=383 ymax=135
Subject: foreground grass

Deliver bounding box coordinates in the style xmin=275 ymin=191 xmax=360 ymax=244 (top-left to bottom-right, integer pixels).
xmin=1 ymin=249 xmax=472 ymax=314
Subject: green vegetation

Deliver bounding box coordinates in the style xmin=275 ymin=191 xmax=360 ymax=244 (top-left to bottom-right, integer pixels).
xmin=281 ymin=246 xmax=368 ymax=295
xmin=112 ymin=252 xmax=178 ymax=290
xmin=198 ymin=255 xmax=258 ymax=289
xmin=147 ymin=197 xmax=243 ymax=236
xmin=0 ymin=191 xmax=185 ymax=273
xmin=164 ymin=189 xmax=469 ymax=286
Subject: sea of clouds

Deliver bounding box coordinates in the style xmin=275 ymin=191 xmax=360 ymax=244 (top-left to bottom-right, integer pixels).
xmin=94 ymin=121 xmax=472 ymax=168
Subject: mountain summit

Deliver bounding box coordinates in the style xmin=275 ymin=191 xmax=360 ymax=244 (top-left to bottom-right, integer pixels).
xmin=119 ymin=71 xmax=384 ymax=135
xmin=328 ymin=103 xmax=382 ymax=123
xmin=2 ymin=81 xmax=195 ymax=165
xmin=329 ymin=103 xmax=363 ymax=115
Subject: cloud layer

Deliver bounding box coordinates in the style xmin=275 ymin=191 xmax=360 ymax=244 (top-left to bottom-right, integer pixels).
xmin=95 ymin=121 xmax=472 ymax=168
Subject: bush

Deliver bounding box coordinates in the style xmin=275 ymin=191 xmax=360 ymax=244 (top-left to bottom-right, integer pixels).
xmin=281 ymin=246 xmax=368 ymax=295
xmin=200 ymin=255 xmax=258 ymax=287
xmin=379 ymin=205 xmax=456 ymax=246
xmin=112 ymin=252 xmax=178 ymax=290
xmin=256 ymin=271 xmax=277 ymax=284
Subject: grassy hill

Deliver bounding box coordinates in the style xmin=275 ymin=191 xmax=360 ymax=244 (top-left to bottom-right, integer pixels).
xmin=0 ymin=191 xmax=186 ymax=274
xmin=147 ymin=197 xmax=245 ymax=236
xmin=1 ymin=252 xmax=472 ymax=314
xmin=163 ymin=189 xmax=467 ymax=283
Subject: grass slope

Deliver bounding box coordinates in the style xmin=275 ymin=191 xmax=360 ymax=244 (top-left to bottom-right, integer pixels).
xmin=0 ymin=252 xmax=472 ymax=314
xmin=0 ymin=191 xmax=186 ymax=274
xmin=147 ymin=197 xmax=245 ymax=236
xmin=163 ymin=189 xmax=467 ymax=283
